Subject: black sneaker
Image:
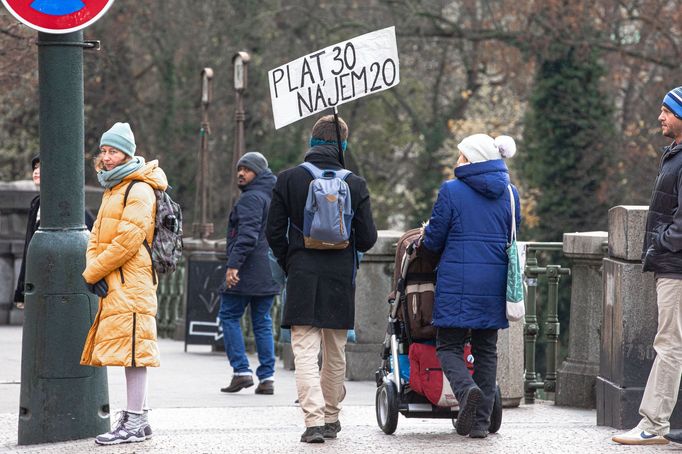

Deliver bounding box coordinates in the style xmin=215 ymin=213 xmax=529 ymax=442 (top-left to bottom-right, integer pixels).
xmin=455 ymin=386 xmax=483 ymax=436
xmin=323 ymin=420 xmax=341 ymax=439
xmin=220 ymin=375 xmax=254 ymax=393
xmin=300 ymin=426 xmax=325 ymax=443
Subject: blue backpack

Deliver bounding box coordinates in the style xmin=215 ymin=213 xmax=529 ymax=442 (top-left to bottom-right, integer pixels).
xmin=299 ymin=162 xmax=354 ymax=249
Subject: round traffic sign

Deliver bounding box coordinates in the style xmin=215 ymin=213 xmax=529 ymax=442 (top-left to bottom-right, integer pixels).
xmin=1 ymin=0 xmax=115 ymax=34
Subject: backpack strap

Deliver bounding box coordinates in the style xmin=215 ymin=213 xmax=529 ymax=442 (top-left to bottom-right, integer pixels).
xmin=299 ymin=162 xmax=352 ymax=180
xmin=507 ymin=185 xmax=517 ymax=243
xmin=123 ymin=180 xmax=142 ymax=207
xmin=123 ymin=180 xmax=156 ymax=252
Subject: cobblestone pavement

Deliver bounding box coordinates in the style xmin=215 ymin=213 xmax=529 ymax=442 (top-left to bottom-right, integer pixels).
xmin=2 ymin=327 xmax=681 ymax=453
xmin=3 ymin=404 xmax=682 ymax=454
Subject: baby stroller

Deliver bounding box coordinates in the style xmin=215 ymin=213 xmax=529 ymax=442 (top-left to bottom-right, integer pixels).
xmin=374 ymin=228 xmax=503 ymax=434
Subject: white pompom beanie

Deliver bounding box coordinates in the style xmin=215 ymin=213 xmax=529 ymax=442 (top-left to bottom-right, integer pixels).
xmin=457 ymin=134 xmax=516 ymax=163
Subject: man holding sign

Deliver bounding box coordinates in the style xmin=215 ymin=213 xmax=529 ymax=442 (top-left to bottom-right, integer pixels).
xmin=266 ymin=26 xmax=396 ymax=443
xmin=266 ymin=115 xmax=377 ymax=443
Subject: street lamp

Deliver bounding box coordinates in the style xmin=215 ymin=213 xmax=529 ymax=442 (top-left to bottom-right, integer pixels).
xmin=193 ymin=67 xmax=214 ymax=240
xmin=228 ymin=51 xmax=250 ymax=211
xmin=233 ymin=52 xmax=249 ymax=91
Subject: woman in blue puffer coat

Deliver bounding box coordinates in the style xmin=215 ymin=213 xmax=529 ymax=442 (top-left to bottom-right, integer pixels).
xmin=421 ymin=133 xmax=521 ymax=439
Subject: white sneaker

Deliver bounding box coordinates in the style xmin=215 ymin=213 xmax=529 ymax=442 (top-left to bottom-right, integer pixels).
xmin=612 ymin=427 xmax=669 ymax=445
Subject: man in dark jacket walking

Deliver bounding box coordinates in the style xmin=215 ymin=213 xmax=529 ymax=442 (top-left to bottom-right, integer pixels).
xmin=266 ymin=115 xmax=377 ymax=443
xmin=613 ymin=87 xmax=682 ymax=446
xmin=219 ymin=152 xmax=281 ymax=395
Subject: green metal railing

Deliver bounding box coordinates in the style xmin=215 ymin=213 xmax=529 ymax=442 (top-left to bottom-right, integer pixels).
xmin=157 ymin=240 xmax=574 ymax=395
xmin=156 ymin=257 xmax=186 ymax=338
xmin=523 ymin=242 xmax=571 ymax=404
xmin=155 ymin=255 xmax=283 ymax=348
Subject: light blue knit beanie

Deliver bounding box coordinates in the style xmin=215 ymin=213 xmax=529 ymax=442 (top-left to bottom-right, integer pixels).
xmin=100 ymin=122 xmax=136 ymax=157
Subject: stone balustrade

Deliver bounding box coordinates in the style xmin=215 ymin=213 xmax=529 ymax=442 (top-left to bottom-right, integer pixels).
xmin=597 ymin=206 xmax=682 ymax=429
xmin=556 ymin=231 xmax=607 ymax=408
xmin=0 ymin=182 xmax=101 ymax=325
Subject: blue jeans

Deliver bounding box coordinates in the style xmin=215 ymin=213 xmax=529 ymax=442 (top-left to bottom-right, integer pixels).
xmin=218 ymin=293 xmax=275 ymax=381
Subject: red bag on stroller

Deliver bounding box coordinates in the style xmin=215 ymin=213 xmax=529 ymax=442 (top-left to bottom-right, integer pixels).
xmin=409 ymin=343 xmax=456 ymax=407
xmin=409 ymin=342 xmax=474 ymax=407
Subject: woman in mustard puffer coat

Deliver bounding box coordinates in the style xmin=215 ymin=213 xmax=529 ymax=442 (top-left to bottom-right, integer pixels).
xmin=81 ymin=122 xmax=167 ymax=446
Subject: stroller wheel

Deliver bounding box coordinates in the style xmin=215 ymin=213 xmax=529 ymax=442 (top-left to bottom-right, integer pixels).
xmin=488 ymin=385 xmax=503 ymax=433
xmin=375 ymin=382 xmax=399 ymax=434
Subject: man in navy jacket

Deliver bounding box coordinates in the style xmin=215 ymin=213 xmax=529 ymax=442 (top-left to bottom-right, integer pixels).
xmin=219 ymin=152 xmax=281 ymax=395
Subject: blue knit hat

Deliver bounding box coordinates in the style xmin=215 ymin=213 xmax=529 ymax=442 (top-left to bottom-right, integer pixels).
xmin=662 ymin=87 xmax=682 ymax=120
xmin=100 ymin=122 xmax=136 ymax=157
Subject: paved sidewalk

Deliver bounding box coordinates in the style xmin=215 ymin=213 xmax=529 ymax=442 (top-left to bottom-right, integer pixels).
xmin=0 ymin=326 xmax=678 ymax=453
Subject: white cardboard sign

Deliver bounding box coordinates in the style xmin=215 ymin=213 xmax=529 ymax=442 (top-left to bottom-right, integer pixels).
xmin=268 ymin=26 xmax=400 ymax=129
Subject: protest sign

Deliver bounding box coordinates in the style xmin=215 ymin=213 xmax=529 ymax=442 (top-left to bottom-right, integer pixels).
xmin=268 ymin=26 xmax=400 ymax=129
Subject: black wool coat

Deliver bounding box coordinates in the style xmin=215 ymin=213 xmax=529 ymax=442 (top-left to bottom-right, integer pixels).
xmin=223 ymin=170 xmax=282 ymax=296
xmin=266 ymin=145 xmax=378 ymax=329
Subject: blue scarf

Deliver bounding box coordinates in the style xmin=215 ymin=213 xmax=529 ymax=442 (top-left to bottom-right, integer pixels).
xmin=97 ymin=157 xmax=145 ymax=189
xmin=309 ymin=137 xmax=347 ymax=152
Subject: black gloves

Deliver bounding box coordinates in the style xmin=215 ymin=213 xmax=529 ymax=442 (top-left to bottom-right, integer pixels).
xmin=86 ymin=279 xmax=108 ymax=298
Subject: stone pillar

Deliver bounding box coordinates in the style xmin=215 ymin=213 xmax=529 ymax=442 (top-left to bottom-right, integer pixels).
xmin=9 ymin=239 xmax=25 ymax=325
xmin=0 ymin=183 xmax=37 ymax=325
xmin=0 ymin=242 xmax=15 ymax=324
xmin=346 ymin=230 xmax=402 ymax=380
xmin=497 ymin=320 xmax=524 ymax=407
xmin=597 ymin=206 xmax=682 ymax=429
xmin=556 ymin=231 xmax=607 ymax=408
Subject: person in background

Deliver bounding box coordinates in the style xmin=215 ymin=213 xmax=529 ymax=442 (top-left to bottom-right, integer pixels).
xmin=219 ymin=151 xmax=281 ymax=395
xmin=14 ymin=155 xmax=94 ymax=309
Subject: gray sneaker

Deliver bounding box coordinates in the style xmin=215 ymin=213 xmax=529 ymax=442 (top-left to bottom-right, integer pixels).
xmin=300 ymin=426 xmax=325 ymax=443
xmin=469 ymin=428 xmax=488 ymax=438
xmin=142 ymin=410 xmax=152 ymax=439
xmin=323 ymin=420 xmax=341 ymax=439
xmin=95 ymin=411 xmax=146 ymax=446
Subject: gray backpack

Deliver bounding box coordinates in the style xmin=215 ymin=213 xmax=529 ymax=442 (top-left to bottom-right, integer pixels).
xmin=299 ymin=162 xmax=353 ymax=250
xmin=124 ymin=181 xmax=184 ymax=279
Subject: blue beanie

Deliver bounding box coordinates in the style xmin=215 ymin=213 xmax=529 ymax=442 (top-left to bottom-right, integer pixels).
xmin=662 ymin=87 xmax=682 ymax=120
xmin=100 ymin=122 xmax=136 ymax=157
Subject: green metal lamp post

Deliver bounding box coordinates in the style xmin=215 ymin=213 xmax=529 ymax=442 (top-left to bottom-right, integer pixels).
xmin=18 ymin=30 xmax=109 ymax=445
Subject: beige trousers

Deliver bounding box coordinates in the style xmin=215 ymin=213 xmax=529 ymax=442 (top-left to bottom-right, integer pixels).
xmin=291 ymin=325 xmax=347 ymax=427
xmin=637 ymin=278 xmax=682 ymax=435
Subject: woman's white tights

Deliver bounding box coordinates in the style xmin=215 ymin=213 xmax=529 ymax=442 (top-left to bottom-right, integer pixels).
xmin=124 ymin=367 xmax=148 ymax=413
